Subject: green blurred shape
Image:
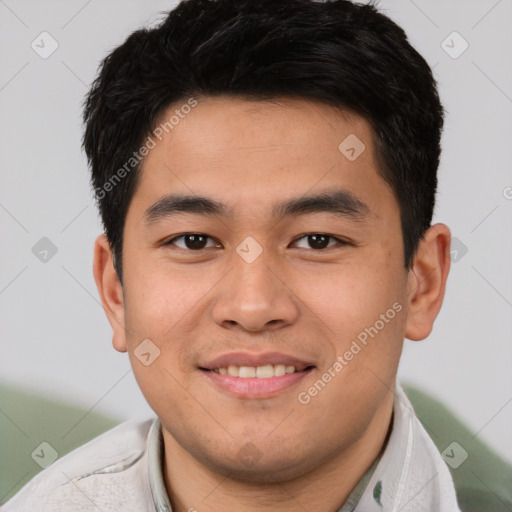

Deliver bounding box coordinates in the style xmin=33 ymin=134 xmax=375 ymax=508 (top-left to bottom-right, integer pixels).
xmin=0 ymin=382 xmax=120 ymax=504
xmin=403 ymin=384 xmax=512 ymax=512
xmin=1 ymin=381 xmax=511 ymax=510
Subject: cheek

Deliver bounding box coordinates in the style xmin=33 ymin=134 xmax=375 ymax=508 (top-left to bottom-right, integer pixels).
xmin=308 ymin=257 xmax=407 ymax=369
xmin=308 ymin=259 xmax=401 ymax=326
xmin=122 ymin=260 xmax=216 ymax=388
xmin=123 ymin=258 xmax=206 ymax=335
xmin=123 ymin=270 xmax=201 ymax=413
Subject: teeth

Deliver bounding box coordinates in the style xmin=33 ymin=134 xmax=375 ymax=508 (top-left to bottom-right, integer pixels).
xmin=256 ymin=365 xmax=273 ymax=378
xmin=275 ymin=364 xmax=286 ymax=377
xmin=212 ymin=364 xmax=304 ymax=378
xmin=239 ymin=366 xmax=256 ymax=378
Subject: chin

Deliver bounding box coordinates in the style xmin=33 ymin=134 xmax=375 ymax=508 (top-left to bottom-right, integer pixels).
xmin=200 ymin=444 xmax=316 ymax=484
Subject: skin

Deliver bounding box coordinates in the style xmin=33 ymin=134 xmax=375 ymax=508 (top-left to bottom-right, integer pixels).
xmin=93 ymin=96 xmax=451 ymax=512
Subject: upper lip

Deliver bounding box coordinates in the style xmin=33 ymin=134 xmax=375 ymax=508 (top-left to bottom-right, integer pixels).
xmin=200 ymin=351 xmax=315 ymax=371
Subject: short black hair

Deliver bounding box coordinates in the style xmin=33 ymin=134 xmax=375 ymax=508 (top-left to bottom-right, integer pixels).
xmin=83 ymin=0 xmax=444 ymax=284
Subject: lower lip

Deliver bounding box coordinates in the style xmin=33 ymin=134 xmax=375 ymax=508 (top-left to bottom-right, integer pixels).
xmin=201 ymin=368 xmax=314 ymax=399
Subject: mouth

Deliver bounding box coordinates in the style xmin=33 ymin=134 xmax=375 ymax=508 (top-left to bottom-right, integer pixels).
xmin=203 ymin=363 xmax=314 ymax=378
xmin=199 ymin=353 xmax=316 ymax=398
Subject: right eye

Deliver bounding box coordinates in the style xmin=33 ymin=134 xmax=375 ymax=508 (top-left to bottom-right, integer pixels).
xmin=164 ymin=234 xmax=221 ymax=251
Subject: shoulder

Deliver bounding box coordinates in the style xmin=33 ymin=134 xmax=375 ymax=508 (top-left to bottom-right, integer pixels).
xmin=356 ymin=384 xmax=461 ymax=511
xmin=2 ymin=417 xmax=158 ymax=512
xmin=396 ymin=385 xmax=461 ymax=510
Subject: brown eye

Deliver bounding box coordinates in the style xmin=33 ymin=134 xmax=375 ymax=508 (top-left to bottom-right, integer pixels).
xmin=292 ymin=234 xmax=346 ymax=250
xmin=166 ymin=234 xmax=219 ymax=250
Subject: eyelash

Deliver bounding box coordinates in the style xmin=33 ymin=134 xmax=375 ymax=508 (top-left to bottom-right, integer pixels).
xmin=164 ymin=233 xmax=350 ymax=251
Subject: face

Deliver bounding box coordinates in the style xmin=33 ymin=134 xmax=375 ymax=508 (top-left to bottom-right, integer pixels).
xmin=97 ymin=96 xmax=420 ymax=482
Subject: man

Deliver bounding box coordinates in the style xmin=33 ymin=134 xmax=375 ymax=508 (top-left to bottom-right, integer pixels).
xmin=3 ymin=0 xmax=460 ymax=510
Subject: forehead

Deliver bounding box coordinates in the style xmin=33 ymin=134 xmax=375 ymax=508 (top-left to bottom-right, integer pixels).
xmin=130 ymin=96 xmax=396 ymax=222
xmin=149 ymin=96 xmax=374 ymax=164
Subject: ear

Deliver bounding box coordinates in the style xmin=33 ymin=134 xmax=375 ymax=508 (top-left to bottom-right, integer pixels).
xmin=93 ymin=234 xmax=127 ymax=352
xmin=405 ymin=223 xmax=451 ymax=341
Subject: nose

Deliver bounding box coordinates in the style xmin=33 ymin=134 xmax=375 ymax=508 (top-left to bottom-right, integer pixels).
xmin=210 ymin=248 xmax=300 ymax=333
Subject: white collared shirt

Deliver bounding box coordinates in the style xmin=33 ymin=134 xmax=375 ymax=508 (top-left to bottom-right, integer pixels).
xmin=2 ymin=383 xmax=461 ymax=511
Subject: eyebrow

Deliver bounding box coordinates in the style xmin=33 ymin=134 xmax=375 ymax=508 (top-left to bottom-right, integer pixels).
xmin=143 ymin=188 xmax=372 ymax=226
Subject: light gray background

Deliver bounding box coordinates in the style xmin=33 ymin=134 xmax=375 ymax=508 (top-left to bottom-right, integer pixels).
xmin=1 ymin=0 xmax=511 ymax=464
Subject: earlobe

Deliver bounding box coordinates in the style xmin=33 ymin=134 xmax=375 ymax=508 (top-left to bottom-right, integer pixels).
xmin=404 ymin=223 xmax=451 ymax=341
xmin=92 ymin=234 xmax=128 ymax=352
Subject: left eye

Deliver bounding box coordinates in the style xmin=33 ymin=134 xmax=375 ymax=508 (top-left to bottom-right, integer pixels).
xmin=165 ymin=233 xmax=345 ymax=251
xmin=292 ymin=234 xmax=345 ymax=250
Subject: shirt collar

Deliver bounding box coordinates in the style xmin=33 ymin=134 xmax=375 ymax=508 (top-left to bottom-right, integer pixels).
xmin=147 ymin=383 xmax=440 ymax=512
xmin=352 ymin=382 xmax=459 ymax=511
xmin=148 ymin=418 xmax=172 ymax=512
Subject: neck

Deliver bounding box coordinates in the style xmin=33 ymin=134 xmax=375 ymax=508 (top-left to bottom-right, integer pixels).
xmin=162 ymin=394 xmax=394 ymax=512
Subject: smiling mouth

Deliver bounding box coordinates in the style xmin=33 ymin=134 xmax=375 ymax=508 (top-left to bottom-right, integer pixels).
xmin=202 ymin=364 xmax=315 ymax=379
xmin=200 ymin=364 xmax=315 ymax=399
